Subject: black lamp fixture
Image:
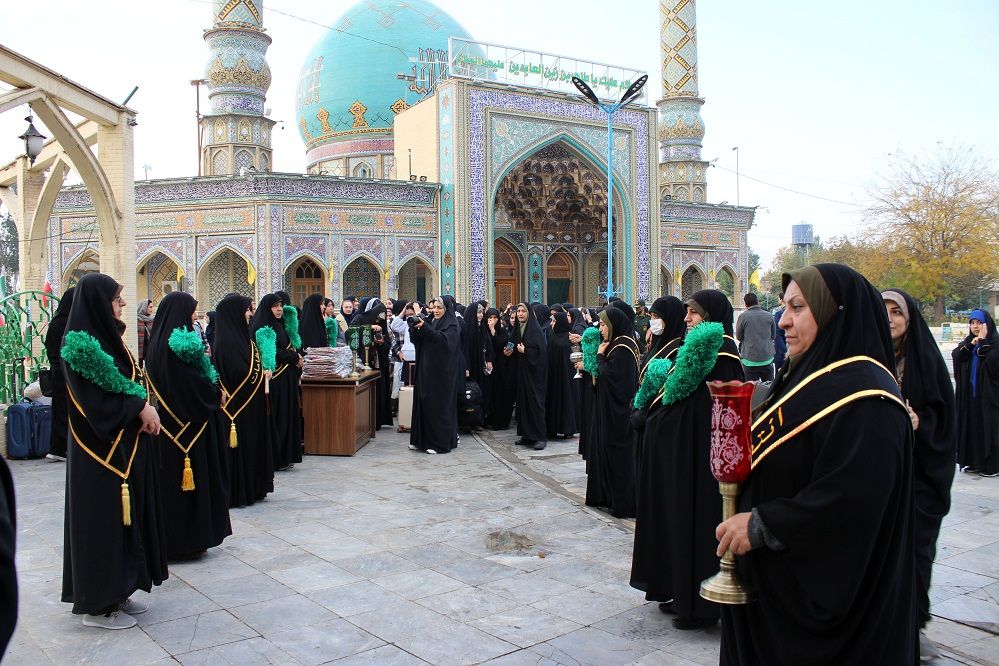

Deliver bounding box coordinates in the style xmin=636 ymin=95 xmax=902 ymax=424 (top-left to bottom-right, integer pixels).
xmin=19 ymin=115 xmax=46 ymax=164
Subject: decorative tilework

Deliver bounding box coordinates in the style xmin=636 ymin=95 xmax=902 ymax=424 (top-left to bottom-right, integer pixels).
xmin=343 ymin=236 xmax=383 ymax=265
xmin=438 ymin=85 xmax=456 ymax=294
xmin=397 ymin=237 xmax=436 ymax=268
xmin=283 ymin=234 xmax=327 ymax=267
xmin=197 ymin=235 xmax=255 ymax=268
xmin=269 ymin=205 xmax=282 ymax=293
xmin=137 ymin=239 xmax=184 ymax=267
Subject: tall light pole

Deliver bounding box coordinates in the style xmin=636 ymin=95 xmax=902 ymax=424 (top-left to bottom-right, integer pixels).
xmin=571 ymin=74 xmax=648 ymax=303
xmin=732 ymin=146 xmax=740 ymax=206
xmin=191 ymin=79 xmax=207 ymax=177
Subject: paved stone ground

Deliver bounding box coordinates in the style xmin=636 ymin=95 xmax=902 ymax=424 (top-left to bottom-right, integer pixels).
xmin=5 ymin=425 xmax=999 ymax=665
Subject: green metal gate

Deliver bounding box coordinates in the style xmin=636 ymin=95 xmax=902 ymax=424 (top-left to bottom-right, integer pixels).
xmin=0 ymin=291 xmax=60 ymax=404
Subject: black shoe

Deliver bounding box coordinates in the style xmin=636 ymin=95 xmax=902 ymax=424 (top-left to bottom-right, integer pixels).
xmin=658 ymin=601 xmax=676 ymax=615
xmin=672 ymin=616 xmax=717 ymax=630
xmin=514 ymin=439 xmax=532 ymax=446
xmin=533 ymin=441 xmax=547 ymax=450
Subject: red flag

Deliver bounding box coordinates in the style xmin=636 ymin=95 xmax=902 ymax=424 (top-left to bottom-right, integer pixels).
xmin=42 ymin=265 xmax=53 ymax=307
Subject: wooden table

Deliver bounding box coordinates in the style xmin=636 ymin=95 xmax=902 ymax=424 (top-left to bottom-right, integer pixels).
xmin=302 ymin=370 xmax=379 ymax=456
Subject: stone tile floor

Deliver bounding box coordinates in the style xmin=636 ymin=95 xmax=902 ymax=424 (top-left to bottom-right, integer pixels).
xmin=5 ymin=426 xmax=999 ymax=665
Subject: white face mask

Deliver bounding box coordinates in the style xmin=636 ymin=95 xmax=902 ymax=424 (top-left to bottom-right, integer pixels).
xmin=649 ymin=318 xmax=664 ymax=335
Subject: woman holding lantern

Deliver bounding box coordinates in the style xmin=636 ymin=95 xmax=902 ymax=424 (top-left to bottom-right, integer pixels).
xmin=716 ymin=264 xmax=916 ymax=665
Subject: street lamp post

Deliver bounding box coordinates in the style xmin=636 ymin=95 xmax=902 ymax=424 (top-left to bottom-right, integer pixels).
xmin=571 ymin=74 xmax=647 ymax=303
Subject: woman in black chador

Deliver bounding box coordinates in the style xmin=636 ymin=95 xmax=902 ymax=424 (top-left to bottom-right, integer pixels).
xmin=60 ymin=273 xmax=167 ymax=630
xmin=511 ymin=303 xmax=548 ymax=450
xmin=409 ymin=296 xmax=460 ymax=454
xmin=250 ymin=293 xmax=303 ymax=471
xmin=43 ymin=286 xmax=75 ymax=460
xmin=717 ymin=265 xmax=916 ymax=665
xmin=145 ymin=291 xmax=231 ymax=560
xmin=485 ymin=308 xmax=515 ymax=430
xmin=354 ymin=298 xmax=394 ymax=429
xmin=585 ymin=306 xmax=639 ymax=517
xmin=299 ymin=293 xmax=329 ymax=350
xmin=954 ymin=308 xmax=999 ymax=476
xmin=883 ymin=289 xmax=956 ymax=658
xmin=630 ymin=289 xmax=744 ymax=630
xmin=213 ymin=293 xmax=273 ymax=507
xmin=546 ymin=311 xmax=578 ymax=439
xmin=630 ymin=296 xmax=686 ymax=441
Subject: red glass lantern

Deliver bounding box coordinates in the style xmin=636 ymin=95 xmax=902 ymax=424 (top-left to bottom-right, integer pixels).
xmin=707 ymin=380 xmax=755 ymax=484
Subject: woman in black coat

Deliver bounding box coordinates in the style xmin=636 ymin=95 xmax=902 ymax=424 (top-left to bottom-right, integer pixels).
xmin=954 ymin=308 xmax=999 ymax=476
xmin=44 ymin=287 xmax=75 ymax=460
xmin=511 ymin=302 xmax=548 ymax=450
xmin=145 ymin=291 xmax=231 ymax=559
xmin=61 ymin=273 xmax=166 ymax=629
xmin=250 ymin=294 xmax=303 ymax=471
xmin=354 ymin=298 xmax=394 ymax=429
xmin=546 ymin=311 xmax=578 ymax=438
xmin=299 ymin=293 xmax=328 ymax=350
xmin=485 ymin=308 xmax=515 ymax=430
xmin=409 ymin=296 xmax=460 ymax=453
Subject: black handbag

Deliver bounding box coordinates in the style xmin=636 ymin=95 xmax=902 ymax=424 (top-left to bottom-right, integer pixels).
xmin=38 ymin=368 xmax=54 ymax=397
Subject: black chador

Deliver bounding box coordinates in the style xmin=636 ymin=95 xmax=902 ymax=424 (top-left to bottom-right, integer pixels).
xmin=409 ymin=296 xmax=461 ymax=453
xmin=511 ymin=303 xmax=548 ymax=447
xmin=43 ymin=286 xmax=75 ymax=459
xmin=576 ymin=309 xmax=599 ymax=461
xmin=61 ymin=273 xmax=167 ymax=615
xmin=213 ymin=293 xmax=273 ymax=507
xmin=354 ymin=299 xmax=394 ymax=429
xmin=299 ymin=293 xmax=328 ymax=350
xmin=631 ymin=296 xmax=686 ymax=447
xmin=546 ymin=312 xmax=578 ymax=438
xmin=721 ymin=265 xmax=916 ymax=665
xmin=251 ymin=293 xmax=303 ymax=470
xmin=586 ymin=307 xmax=640 ymax=518
xmin=630 ymin=290 xmax=744 ymax=626
xmin=145 ymin=291 xmax=231 ymax=559
xmin=954 ymin=309 xmax=999 ymax=476
xmin=485 ymin=309 xmax=515 ymax=430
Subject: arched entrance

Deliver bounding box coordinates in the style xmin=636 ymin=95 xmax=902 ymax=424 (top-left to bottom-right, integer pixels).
xmin=546 ymin=250 xmax=575 ymax=305
xmin=63 ymin=249 xmax=100 ymax=288
xmin=397 ymin=257 xmax=433 ymax=304
xmin=681 ymin=266 xmax=704 ymax=300
xmin=492 ymin=141 xmax=624 ymax=307
xmin=198 ymin=249 xmax=251 ymax=309
xmin=285 ymin=257 xmax=326 ymax=307
xmin=342 ymin=256 xmax=381 ymax=299
xmin=716 ymin=266 xmax=737 ymax=301
xmin=137 ymin=252 xmax=181 ymax=304
xmin=493 ymin=238 xmax=522 ymax=307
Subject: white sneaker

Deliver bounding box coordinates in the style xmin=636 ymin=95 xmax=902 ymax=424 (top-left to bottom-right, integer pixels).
xmin=82 ymin=610 xmax=137 ymax=630
xmin=408 ymin=444 xmax=418 ymax=451
xmin=120 ymin=598 xmax=148 ymax=614
xmin=46 ymin=453 xmax=66 ymax=462
xmin=425 ymin=449 xmax=437 ymax=455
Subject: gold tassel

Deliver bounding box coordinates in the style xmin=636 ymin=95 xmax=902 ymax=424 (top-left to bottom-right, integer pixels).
xmin=229 ymin=421 xmax=238 ymax=448
xmin=181 ymin=455 xmax=195 ymax=491
xmin=121 ymin=482 xmax=131 ymax=526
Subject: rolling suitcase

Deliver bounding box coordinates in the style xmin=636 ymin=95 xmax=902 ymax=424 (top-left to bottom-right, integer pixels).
xmin=397 ymin=364 xmax=415 ymax=432
xmin=6 ymin=400 xmax=51 ymax=459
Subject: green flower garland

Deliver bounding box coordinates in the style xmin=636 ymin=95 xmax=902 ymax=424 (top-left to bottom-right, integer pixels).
xmin=282 ymin=305 xmax=302 ymax=349
xmin=61 ymin=330 xmax=147 ymax=400
xmin=325 ymin=316 xmax=339 ymax=347
xmin=654 ymin=321 xmax=724 ymax=409
xmin=581 ymin=326 xmax=602 ymax=378
xmin=633 ymin=358 xmax=674 ymax=409
xmin=255 ymin=326 xmax=277 ymax=371
xmin=168 ymin=327 xmax=218 ymax=385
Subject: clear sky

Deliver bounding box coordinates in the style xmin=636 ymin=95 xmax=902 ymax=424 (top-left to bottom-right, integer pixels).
xmin=1 ymin=0 xmax=996 ymax=268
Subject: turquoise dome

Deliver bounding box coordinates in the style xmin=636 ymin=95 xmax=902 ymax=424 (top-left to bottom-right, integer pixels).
xmin=296 ymin=0 xmax=475 ymax=161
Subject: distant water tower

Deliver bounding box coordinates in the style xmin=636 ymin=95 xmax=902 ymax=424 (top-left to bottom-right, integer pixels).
xmin=792 ymin=223 xmax=814 ymax=250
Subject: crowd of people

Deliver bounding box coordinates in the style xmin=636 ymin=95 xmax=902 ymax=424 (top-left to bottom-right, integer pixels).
xmin=0 ymin=261 xmax=993 ymax=665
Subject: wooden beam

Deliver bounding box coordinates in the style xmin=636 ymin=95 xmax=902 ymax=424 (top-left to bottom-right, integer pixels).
xmin=0 ymin=87 xmax=44 ymax=116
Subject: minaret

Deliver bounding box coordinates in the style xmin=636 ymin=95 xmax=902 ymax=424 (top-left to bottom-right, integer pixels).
xmin=658 ymin=0 xmax=708 ymax=203
xmin=201 ymin=0 xmax=276 ymax=175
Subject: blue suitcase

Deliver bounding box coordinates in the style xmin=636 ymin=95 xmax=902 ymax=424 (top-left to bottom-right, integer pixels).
xmin=6 ymin=400 xmax=52 ymax=459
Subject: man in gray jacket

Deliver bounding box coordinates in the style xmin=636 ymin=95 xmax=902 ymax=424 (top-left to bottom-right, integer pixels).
xmin=735 ymin=292 xmax=776 ymax=382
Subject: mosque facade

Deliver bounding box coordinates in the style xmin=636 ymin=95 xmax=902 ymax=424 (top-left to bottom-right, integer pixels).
xmin=46 ymin=0 xmax=754 ymax=309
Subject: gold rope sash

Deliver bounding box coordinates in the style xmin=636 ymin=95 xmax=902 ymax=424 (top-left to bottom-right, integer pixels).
xmin=218 ymin=342 xmax=264 ymax=449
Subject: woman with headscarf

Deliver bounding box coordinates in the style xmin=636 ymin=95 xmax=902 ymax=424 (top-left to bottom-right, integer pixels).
xmin=511 ymin=303 xmax=548 ymax=450
xmin=462 ymin=302 xmax=490 ymax=427
xmin=717 ymin=265 xmax=915 ymax=664
xmin=299 ymin=293 xmax=329 ymax=351
xmin=574 ymin=309 xmax=602 ymax=462
xmin=213 ymin=293 xmax=273 ymax=507
xmin=389 ymin=300 xmax=412 ymax=402
xmin=485 ymin=308 xmax=515 ymax=430
xmin=60 ymin=273 xmax=166 ymax=630
xmin=339 ymin=298 xmax=356 ymax=328
xmin=630 ymin=296 xmax=687 ymax=436
xmin=533 ymin=303 xmax=553 ymax=347
xmin=409 ymin=296 xmax=460 ymax=453
xmin=250 ymin=293 xmax=303 ymax=471
xmin=882 ymin=289 xmax=956 ymax=658
xmin=353 ymin=298 xmax=394 ymax=428
xmin=204 ymin=311 xmax=217 ymax=350
xmin=44 ymin=287 xmax=75 ymax=461
xmin=630 ymin=289 xmax=744 ymax=630
xmin=145 ymin=291 xmax=231 ymax=560
xmin=583 ymin=306 xmax=640 ymax=517
xmin=136 ymin=298 xmax=155 ymax=366
xmin=954 ymin=309 xmax=999 ymax=477
xmin=546 ymin=311 xmax=578 ymax=439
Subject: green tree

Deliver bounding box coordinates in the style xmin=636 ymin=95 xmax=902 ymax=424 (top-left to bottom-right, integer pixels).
xmin=0 ymin=212 xmax=18 ymax=293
